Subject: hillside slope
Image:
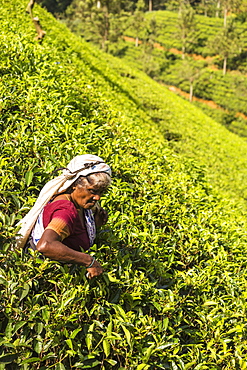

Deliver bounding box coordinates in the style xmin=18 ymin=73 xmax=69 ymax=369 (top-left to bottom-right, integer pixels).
xmin=1 ymin=1 xmax=247 ymax=369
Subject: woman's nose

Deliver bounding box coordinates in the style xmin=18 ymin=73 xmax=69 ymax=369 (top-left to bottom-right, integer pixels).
xmin=93 ymin=194 xmax=101 ymax=201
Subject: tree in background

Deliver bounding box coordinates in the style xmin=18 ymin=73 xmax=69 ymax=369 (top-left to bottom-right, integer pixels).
xmin=197 ymin=0 xmax=216 ymax=16
xmin=166 ymin=0 xmax=180 ymax=11
xmin=215 ymin=0 xmax=221 ymax=17
xmin=143 ymin=16 xmax=159 ymax=53
xmin=178 ymin=60 xmax=202 ymax=101
xmin=176 ymin=3 xmax=198 ymax=59
xmin=209 ymin=18 xmax=241 ymax=74
xmin=221 ymin=0 xmax=242 ymax=26
xmin=145 ymin=0 xmax=166 ymax=11
xmin=141 ymin=17 xmax=161 ymax=77
xmin=235 ymin=0 xmax=247 ymax=21
xmin=39 ymin=0 xmax=73 ymax=15
xmin=131 ymin=0 xmax=146 ymax=46
xmin=65 ymin=0 xmax=130 ymax=52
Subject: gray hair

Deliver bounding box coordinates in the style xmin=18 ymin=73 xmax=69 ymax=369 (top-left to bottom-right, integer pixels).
xmin=74 ymin=172 xmax=111 ymax=189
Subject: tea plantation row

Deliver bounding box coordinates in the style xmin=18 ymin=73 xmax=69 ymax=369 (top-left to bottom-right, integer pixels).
xmin=131 ymin=10 xmax=247 ymax=57
xmin=1 ymin=1 xmax=247 ymax=369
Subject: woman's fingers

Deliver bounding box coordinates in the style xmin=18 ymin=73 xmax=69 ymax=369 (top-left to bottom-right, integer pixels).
xmin=86 ymin=260 xmax=103 ymax=279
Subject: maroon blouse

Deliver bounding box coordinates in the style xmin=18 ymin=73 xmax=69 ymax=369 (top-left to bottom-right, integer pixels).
xmin=42 ymin=200 xmax=90 ymax=251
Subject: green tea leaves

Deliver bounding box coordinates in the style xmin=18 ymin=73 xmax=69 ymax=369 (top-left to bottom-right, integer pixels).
xmin=25 ymin=170 xmax=34 ymax=187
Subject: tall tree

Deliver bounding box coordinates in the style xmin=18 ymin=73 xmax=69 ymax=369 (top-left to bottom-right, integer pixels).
xmin=65 ymin=0 xmax=130 ymax=52
xmin=131 ymin=0 xmax=146 ymax=46
xmin=141 ymin=17 xmax=161 ymax=77
xmin=176 ymin=3 xmax=197 ymax=59
xmin=178 ymin=60 xmax=202 ymax=102
xmin=215 ymin=0 xmax=221 ymax=17
xmin=209 ymin=18 xmax=241 ymax=74
xmin=144 ymin=0 xmax=167 ymax=11
xmin=143 ymin=16 xmax=159 ymax=53
xmin=221 ymin=0 xmax=242 ymax=26
xmin=197 ymin=0 xmax=215 ymax=16
xmin=235 ymin=0 xmax=247 ymax=21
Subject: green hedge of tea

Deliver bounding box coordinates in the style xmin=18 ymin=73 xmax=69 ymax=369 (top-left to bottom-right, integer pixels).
xmin=142 ymin=10 xmax=247 ymax=57
xmin=1 ymin=1 xmax=247 ymax=369
xmin=192 ymin=101 xmax=247 ymax=137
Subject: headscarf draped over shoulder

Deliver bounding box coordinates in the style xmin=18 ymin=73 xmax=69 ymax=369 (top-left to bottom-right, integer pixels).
xmin=16 ymin=154 xmax=111 ymax=248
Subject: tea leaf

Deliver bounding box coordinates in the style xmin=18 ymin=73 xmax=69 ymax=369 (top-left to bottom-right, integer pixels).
xmin=103 ymin=339 xmax=111 ymax=357
xmin=25 ymin=171 xmax=34 ymax=187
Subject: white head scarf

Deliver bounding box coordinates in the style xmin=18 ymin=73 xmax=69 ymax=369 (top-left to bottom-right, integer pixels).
xmin=16 ymin=154 xmax=111 ymax=248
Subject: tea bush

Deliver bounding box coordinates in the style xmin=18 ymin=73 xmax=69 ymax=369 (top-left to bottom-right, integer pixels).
xmin=1 ymin=1 xmax=247 ymax=369
xmin=192 ymin=101 xmax=247 ymax=138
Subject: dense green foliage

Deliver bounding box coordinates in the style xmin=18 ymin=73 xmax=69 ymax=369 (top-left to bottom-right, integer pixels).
xmin=142 ymin=10 xmax=247 ymax=57
xmin=117 ymin=10 xmax=247 ymax=137
xmin=1 ymin=1 xmax=247 ymax=369
xmin=192 ymin=101 xmax=247 ymax=137
xmin=64 ymin=2 xmax=247 ymax=60
xmin=64 ymin=0 xmax=137 ymax=53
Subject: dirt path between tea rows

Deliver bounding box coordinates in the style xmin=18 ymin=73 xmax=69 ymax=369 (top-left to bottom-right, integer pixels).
xmin=124 ymin=36 xmax=216 ymax=63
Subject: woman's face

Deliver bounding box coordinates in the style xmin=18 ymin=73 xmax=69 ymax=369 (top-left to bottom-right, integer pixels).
xmin=71 ymin=183 xmax=105 ymax=209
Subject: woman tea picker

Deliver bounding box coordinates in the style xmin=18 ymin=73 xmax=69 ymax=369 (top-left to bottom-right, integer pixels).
xmin=16 ymin=154 xmax=112 ymax=279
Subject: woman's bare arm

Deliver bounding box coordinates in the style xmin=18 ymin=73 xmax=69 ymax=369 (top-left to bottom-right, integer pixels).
xmin=36 ymin=229 xmax=103 ymax=278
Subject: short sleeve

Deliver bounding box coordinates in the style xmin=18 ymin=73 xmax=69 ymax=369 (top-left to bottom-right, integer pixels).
xmin=43 ymin=201 xmax=78 ymax=241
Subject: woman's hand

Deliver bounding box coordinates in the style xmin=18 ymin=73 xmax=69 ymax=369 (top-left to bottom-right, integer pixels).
xmin=37 ymin=230 xmax=103 ymax=279
xmin=94 ymin=206 xmax=108 ymax=228
xmin=86 ymin=259 xmax=103 ymax=279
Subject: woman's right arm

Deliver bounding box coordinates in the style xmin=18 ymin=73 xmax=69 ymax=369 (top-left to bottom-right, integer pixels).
xmin=36 ymin=229 xmax=103 ymax=278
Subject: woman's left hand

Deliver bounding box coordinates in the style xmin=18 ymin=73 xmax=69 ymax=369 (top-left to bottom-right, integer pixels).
xmin=94 ymin=206 xmax=108 ymax=228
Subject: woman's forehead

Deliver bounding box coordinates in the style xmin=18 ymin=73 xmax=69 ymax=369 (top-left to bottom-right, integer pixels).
xmin=85 ymin=182 xmax=106 ymax=191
